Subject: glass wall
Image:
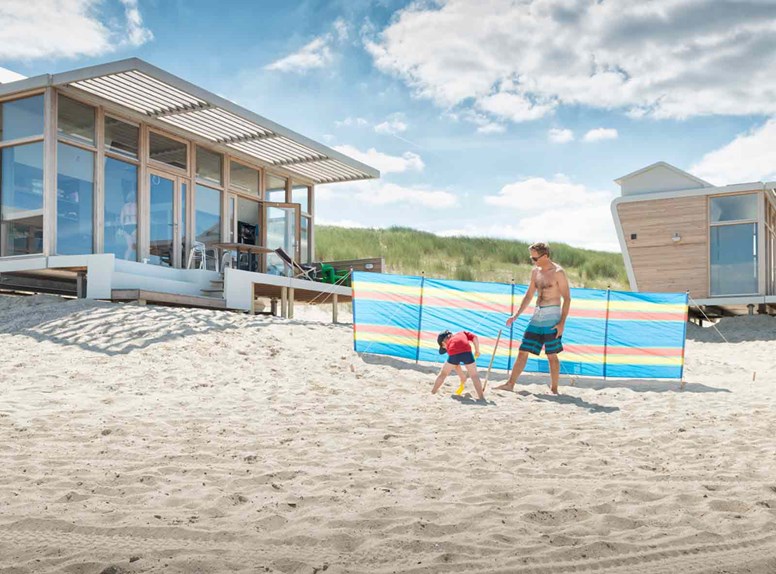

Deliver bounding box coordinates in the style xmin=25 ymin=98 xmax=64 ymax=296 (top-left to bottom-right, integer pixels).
xmin=196 ymin=147 xmax=222 ymax=186
xmin=266 ymin=205 xmax=297 ymax=275
xmin=266 ymin=174 xmax=287 ymax=203
xmin=237 ymin=196 xmax=260 ymax=271
xmin=230 ymin=161 xmax=259 ymax=197
xmin=149 ymin=131 xmax=187 ymax=170
xmin=300 ymin=215 xmax=310 ymax=264
xmin=56 ymin=143 xmax=94 ymax=255
xmin=292 ymin=184 xmax=309 ymax=214
xmin=709 ymin=194 xmax=759 ymax=296
xmin=104 ymin=157 xmax=138 ymax=261
xmin=0 ymin=142 xmax=44 ymax=255
xmin=105 ymin=116 xmax=139 ymax=159
xmin=0 ymin=95 xmax=44 ymax=142
xmin=195 ymin=184 xmax=221 ymax=269
xmin=58 ymin=96 xmax=95 ymax=146
xmin=149 ymin=174 xmax=175 ymax=267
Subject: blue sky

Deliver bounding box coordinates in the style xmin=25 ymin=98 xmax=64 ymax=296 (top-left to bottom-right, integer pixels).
xmin=1 ymin=0 xmax=774 ymax=251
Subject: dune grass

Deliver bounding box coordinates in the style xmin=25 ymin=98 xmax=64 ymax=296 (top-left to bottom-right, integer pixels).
xmin=315 ymin=226 xmax=628 ymax=289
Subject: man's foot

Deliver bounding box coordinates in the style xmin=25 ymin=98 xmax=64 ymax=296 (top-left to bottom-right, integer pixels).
xmin=549 ymin=384 xmax=559 ymax=395
xmin=494 ymin=383 xmax=515 ymax=391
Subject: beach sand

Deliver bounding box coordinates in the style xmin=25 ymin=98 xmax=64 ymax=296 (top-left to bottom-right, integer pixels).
xmin=0 ymin=294 xmax=775 ymax=573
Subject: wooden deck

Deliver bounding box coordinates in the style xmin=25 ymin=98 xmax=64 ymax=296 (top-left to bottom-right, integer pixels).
xmin=111 ymin=289 xmax=227 ymax=310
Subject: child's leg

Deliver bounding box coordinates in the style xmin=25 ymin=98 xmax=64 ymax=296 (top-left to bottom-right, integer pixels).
xmin=432 ymin=363 xmax=455 ymax=394
xmin=465 ymin=363 xmax=486 ymax=400
xmin=454 ymin=364 xmax=468 ymax=395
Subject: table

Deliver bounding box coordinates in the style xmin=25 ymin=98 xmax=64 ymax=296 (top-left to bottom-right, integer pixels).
xmin=211 ymin=242 xmax=275 ymax=271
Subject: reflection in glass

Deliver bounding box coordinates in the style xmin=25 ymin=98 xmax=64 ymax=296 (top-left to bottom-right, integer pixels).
xmin=230 ymin=161 xmax=259 ymax=197
xmin=0 ymin=142 xmax=44 ymax=255
xmin=195 ymin=184 xmax=221 ymax=270
xmin=0 ymin=95 xmax=44 ymax=142
xmin=149 ymin=132 xmax=187 ymax=170
xmin=197 ymin=147 xmax=223 ymax=185
xmin=266 ymin=206 xmax=296 ymax=276
xmin=710 ymin=194 xmax=758 ymax=223
xmin=300 ymin=216 xmax=310 ymax=264
xmin=105 ymin=116 xmax=139 ymax=158
xmin=292 ymin=184 xmax=309 ymax=213
xmin=150 ymin=174 xmax=175 ymax=267
xmin=237 ymin=197 xmax=260 ymax=271
xmin=56 ymin=143 xmax=94 ymax=255
xmin=58 ymin=96 xmax=95 ymax=145
xmin=710 ymin=223 xmax=758 ymax=295
xmin=104 ymin=158 xmax=137 ymax=261
xmin=266 ymin=173 xmax=286 ymax=203
xmin=181 ymin=183 xmax=188 ymax=266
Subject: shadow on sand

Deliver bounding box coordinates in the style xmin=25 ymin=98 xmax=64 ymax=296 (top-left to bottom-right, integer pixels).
xmin=361 ymin=354 xmax=730 ymax=394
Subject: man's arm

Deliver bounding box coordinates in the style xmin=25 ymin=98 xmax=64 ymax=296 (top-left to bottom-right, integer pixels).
xmin=507 ymin=269 xmax=536 ymax=326
xmin=555 ymin=269 xmax=571 ymax=337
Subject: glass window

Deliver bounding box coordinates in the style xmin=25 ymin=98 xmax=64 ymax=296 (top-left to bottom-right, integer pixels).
xmin=149 ymin=174 xmax=175 ymax=267
xmin=149 ymin=131 xmax=187 ymax=170
xmin=195 ymin=184 xmax=221 ymax=268
xmin=266 ymin=205 xmax=297 ymax=275
xmin=196 ymin=147 xmax=223 ymax=185
xmin=104 ymin=157 xmax=137 ymax=261
xmin=0 ymin=95 xmax=44 ymax=142
xmin=266 ymin=173 xmax=287 ymax=203
xmin=56 ymin=143 xmax=94 ymax=255
xmin=292 ymin=184 xmax=309 ymax=213
xmin=0 ymin=142 xmax=44 ymax=255
xmin=105 ymin=116 xmax=139 ymax=158
xmin=58 ymin=96 xmax=95 ymax=146
xmin=181 ymin=182 xmax=188 ymax=267
xmin=710 ymin=194 xmax=758 ymax=223
xmin=236 ymin=197 xmax=260 ymax=271
xmin=300 ymin=216 xmax=310 ymax=264
xmin=230 ymin=161 xmax=259 ymax=197
xmin=710 ymin=223 xmax=758 ymax=295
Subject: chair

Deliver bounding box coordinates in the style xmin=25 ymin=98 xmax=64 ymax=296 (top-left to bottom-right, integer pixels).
xmin=320 ymin=263 xmax=351 ymax=286
xmin=187 ymin=241 xmax=219 ymax=272
xmin=273 ymin=247 xmax=318 ymax=280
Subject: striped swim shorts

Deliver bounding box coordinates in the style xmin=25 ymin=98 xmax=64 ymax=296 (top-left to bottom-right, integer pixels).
xmin=520 ymin=305 xmax=563 ymax=356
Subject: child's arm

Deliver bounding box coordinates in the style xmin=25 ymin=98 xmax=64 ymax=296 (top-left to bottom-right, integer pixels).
xmin=470 ymin=335 xmax=480 ymax=357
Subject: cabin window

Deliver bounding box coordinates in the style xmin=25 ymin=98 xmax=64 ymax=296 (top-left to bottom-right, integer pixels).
xmin=58 ymin=96 xmax=95 ymax=146
xmin=149 ymin=131 xmax=187 ymax=170
xmin=104 ymin=157 xmax=138 ymax=261
xmin=56 ymin=143 xmax=95 ymax=255
xmin=709 ymin=194 xmax=759 ymax=296
xmin=266 ymin=173 xmax=287 ymax=202
xmin=105 ymin=116 xmax=139 ymax=159
xmin=196 ymin=146 xmax=223 ymax=186
xmin=0 ymin=142 xmax=44 ymax=255
xmin=710 ymin=194 xmax=758 ymax=223
xmin=0 ymin=95 xmax=44 ymax=142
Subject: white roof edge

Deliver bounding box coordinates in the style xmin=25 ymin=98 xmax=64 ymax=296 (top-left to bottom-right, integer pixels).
xmin=1 ymin=58 xmax=379 ymax=181
xmin=611 ymin=181 xmax=768 ymax=206
xmin=613 ymin=161 xmax=712 ymax=188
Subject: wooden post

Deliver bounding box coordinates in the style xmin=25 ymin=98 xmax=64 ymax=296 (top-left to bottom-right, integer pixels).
xmin=75 ymin=272 xmax=85 ymax=299
xmin=270 ymin=298 xmax=278 ymax=316
xmin=250 ymin=284 xmax=256 ymax=315
xmin=332 ymin=293 xmax=338 ymax=323
xmin=288 ymin=287 xmax=295 ymax=319
xmin=281 ymin=287 xmax=288 ymax=318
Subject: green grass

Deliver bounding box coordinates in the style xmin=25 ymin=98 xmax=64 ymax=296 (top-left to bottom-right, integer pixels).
xmin=315 ymin=226 xmax=628 ymax=289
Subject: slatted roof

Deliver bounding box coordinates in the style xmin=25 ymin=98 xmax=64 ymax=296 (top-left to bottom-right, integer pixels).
xmin=0 ymin=59 xmax=378 ymax=185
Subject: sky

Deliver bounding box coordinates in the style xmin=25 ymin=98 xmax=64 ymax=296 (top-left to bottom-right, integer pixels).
xmin=1 ymin=0 xmax=775 ymax=252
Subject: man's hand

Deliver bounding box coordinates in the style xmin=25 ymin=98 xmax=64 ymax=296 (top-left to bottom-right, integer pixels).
xmin=506 ymin=314 xmax=517 ymax=327
xmin=554 ymin=322 xmax=565 ymax=338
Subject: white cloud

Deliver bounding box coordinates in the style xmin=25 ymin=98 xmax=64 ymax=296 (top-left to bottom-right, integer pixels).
xmin=319 ymin=180 xmax=458 ymax=209
xmin=374 ymin=117 xmax=408 ymax=135
xmin=366 ymin=0 xmax=776 ymax=121
xmin=477 ymin=122 xmax=506 ymax=135
xmin=480 ymin=174 xmax=619 ymax=251
xmin=548 ymin=128 xmax=574 ymax=143
xmin=583 ymin=128 xmax=618 ymax=142
xmin=691 ymin=119 xmax=776 ymax=185
xmin=333 ymin=144 xmax=424 ymax=174
xmin=0 ymin=0 xmax=153 ymax=59
xmin=335 ymin=117 xmax=369 ymax=128
xmin=266 ymin=37 xmax=333 ymax=73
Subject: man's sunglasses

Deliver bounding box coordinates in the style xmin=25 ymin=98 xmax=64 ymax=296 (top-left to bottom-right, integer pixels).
xmin=530 ymin=254 xmax=546 ymax=262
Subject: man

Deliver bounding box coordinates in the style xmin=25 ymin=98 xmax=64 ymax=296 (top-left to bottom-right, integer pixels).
xmin=495 ymin=242 xmax=570 ymax=394
xmin=431 ymin=330 xmax=486 ymax=401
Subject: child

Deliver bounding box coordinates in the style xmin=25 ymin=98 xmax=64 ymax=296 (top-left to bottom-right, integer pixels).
xmin=431 ymin=330 xmax=486 ymax=400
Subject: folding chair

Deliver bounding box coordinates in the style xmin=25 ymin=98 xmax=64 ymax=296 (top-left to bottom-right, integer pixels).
xmin=273 ymin=247 xmax=318 ymax=280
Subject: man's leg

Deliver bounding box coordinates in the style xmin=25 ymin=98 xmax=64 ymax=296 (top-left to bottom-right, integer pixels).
xmin=495 ymin=350 xmax=529 ymax=391
xmin=432 ymin=363 xmax=455 ymax=394
xmin=547 ymin=354 xmax=560 ymax=394
xmin=464 ymin=363 xmax=486 ymax=400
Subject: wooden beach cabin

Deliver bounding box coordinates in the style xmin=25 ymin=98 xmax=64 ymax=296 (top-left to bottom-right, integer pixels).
xmin=0 ymin=59 xmax=380 ymax=314
xmin=612 ymin=162 xmax=776 ymax=316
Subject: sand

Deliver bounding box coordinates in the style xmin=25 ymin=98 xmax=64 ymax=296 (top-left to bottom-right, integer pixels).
xmin=0 ymin=294 xmax=775 ymax=573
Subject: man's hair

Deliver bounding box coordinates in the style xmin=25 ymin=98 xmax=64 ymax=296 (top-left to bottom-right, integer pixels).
xmin=529 ymin=242 xmax=550 ymax=257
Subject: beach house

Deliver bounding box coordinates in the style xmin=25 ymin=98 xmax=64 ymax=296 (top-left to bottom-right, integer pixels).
xmin=0 ymin=59 xmax=379 ymax=313
xmin=611 ymin=162 xmax=776 ymax=316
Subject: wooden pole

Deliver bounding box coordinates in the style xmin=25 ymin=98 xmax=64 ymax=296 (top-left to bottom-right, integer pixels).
xmin=332 ymin=293 xmax=338 ymax=323
xmin=288 ymin=287 xmax=295 ymax=319
xmin=482 ymin=329 xmax=503 ymax=392
xmin=281 ymin=287 xmax=288 ymax=318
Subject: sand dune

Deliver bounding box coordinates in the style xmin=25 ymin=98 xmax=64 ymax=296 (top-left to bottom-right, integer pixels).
xmin=0 ymin=294 xmax=774 ymax=573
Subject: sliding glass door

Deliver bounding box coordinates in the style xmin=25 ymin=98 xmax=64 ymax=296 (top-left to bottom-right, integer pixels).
xmin=263 ymin=202 xmax=299 ymax=276
xmin=148 ymin=171 xmax=187 ymax=268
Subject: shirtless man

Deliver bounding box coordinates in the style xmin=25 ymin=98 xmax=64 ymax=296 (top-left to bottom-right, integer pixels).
xmin=495 ymin=242 xmax=571 ymax=394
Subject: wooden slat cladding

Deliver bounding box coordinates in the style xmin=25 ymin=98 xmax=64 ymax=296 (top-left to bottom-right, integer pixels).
xmin=321 ymin=257 xmax=384 ymax=274
xmin=617 ymin=196 xmax=709 ymax=298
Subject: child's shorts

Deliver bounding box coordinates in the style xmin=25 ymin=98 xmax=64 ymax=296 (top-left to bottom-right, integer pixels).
xmin=447 ymin=351 xmax=475 ymax=365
